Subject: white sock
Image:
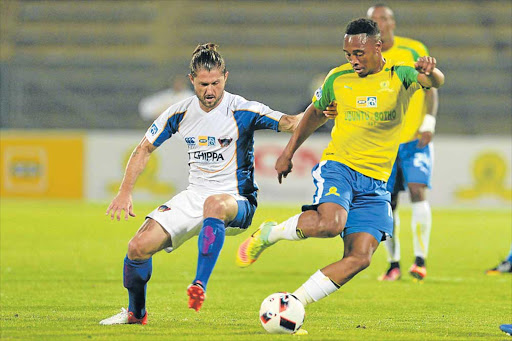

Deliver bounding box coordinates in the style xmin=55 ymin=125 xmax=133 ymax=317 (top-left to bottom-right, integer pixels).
xmin=292 ymin=270 xmax=339 ymax=306
xmin=384 ymin=210 xmax=401 ymax=263
xmin=267 ymin=213 xmax=302 ymax=243
xmin=411 ymin=201 xmax=432 ymax=259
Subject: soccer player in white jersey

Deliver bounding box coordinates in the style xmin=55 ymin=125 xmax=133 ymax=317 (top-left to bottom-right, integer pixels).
xmin=99 ymin=43 xmax=334 ymax=325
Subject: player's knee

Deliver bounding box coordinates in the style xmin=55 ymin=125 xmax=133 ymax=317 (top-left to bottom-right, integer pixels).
xmin=350 ymin=253 xmax=372 ymax=272
xmin=127 ymin=238 xmax=150 ymax=261
xmin=203 ymin=195 xmax=229 ymax=219
xmin=358 ymin=254 xmax=372 ymax=270
xmin=316 ymin=218 xmax=344 ymax=238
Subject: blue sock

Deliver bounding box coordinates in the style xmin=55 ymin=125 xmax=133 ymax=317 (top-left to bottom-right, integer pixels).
xmin=506 ymin=244 xmax=512 ymax=262
xmin=193 ymin=217 xmax=225 ymax=291
xmin=123 ymin=255 xmax=152 ymax=319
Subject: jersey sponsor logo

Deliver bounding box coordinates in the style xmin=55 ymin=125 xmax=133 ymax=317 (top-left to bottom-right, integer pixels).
xmin=198 ymin=136 xmax=216 ymax=146
xmin=374 ymin=110 xmax=397 ymax=121
xmin=149 ymin=123 xmax=159 ymax=136
xmin=190 ymin=151 xmax=225 ymax=162
xmin=345 ymin=110 xmax=396 ymax=122
xmin=314 ymin=86 xmax=322 ymax=100
xmin=345 ymin=111 xmax=371 ymax=121
xmin=185 ymin=137 xmax=196 ymax=148
xmin=218 ymin=135 xmax=233 ymax=147
xmin=356 ymin=96 xmax=378 ymax=108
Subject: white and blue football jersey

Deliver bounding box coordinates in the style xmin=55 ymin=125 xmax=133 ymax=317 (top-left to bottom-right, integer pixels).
xmin=145 ymin=91 xmax=284 ymax=205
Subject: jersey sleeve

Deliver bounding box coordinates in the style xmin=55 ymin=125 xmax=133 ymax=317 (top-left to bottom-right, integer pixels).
xmin=237 ymin=101 xmax=284 ymax=131
xmin=145 ymin=107 xmax=186 ymax=147
xmin=394 ymin=65 xmax=420 ymax=90
xmin=312 ymin=72 xmax=336 ymax=111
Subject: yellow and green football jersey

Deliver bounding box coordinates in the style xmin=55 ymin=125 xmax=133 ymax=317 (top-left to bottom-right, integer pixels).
xmin=313 ymin=59 xmax=421 ymax=181
xmin=382 ymin=36 xmax=430 ymax=143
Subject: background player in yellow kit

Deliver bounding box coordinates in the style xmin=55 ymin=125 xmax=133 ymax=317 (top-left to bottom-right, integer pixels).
xmin=237 ymin=18 xmax=444 ymax=310
xmin=367 ymin=4 xmax=439 ymax=281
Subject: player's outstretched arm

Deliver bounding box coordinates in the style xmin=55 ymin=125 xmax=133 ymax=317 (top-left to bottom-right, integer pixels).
xmin=278 ymin=112 xmax=305 ymax=133
xmin=415 ymin=56 xmax=445 ymax=88
xmin=106 ymin=137 xmax=157 ymax=221
xmin=275 ymin=103 xmax=327 ymax=183
xmin=278 ymin=102 xmax=337 ymax=133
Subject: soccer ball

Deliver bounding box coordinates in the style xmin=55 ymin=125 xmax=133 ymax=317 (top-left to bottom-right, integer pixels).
xmin=259 ymin=292 xmax=305 ymax=334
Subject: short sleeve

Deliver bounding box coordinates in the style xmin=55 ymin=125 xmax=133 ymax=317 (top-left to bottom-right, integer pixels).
xmin=145 ymin=108 xmax=186 ymax=147
xmin=236 ymin=101 xmax=284 ymax=131
xmin=312 ymin=75 xmax=334 ymax=111
xmin=394 ymin=65 xmax=419 ymax=90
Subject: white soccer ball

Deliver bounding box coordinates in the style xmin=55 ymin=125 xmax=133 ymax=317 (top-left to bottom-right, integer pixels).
xmin=259 ymin=292 xmax=305 ymax=334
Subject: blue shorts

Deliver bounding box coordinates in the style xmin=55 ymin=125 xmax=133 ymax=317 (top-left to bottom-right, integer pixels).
xmin=304 ymin=160 xmax=393 ymax=242
xmin=387 ymin=140 xmax=433 ymax=194
xmin=227 ymin=199 xmax=256 ymax=230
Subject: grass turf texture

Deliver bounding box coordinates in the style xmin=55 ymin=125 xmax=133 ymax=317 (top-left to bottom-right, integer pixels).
xmin=1 ymin=200 xmax=510 ymax=340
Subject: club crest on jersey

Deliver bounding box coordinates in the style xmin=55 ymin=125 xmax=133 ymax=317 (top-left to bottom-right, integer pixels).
xmin=356 ymin=96 xmax=377 ymax=108
xmin=379 ymin=81 xmax=394 ymax=93
xmin=218 ymin=136 xmax=233 ymax=147
xmin=380 ymin=81 xmax=390 ymax=89
xmin=149 ymin=123 xmax=159 ymax=136
xmin=198 ymin=136 xmax=216 ymax=146
xmin=158 ymin=205 xmax=171 ymax=212
xmin=314 ymin=86 xmax=323 ymax=100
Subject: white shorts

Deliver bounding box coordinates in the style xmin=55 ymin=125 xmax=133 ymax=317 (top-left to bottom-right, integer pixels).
xmin=147 ymin=189 xmax=251 ymax=253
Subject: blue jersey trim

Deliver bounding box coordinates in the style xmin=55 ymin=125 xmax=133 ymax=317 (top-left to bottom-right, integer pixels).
xmin=153 ymin=111 xmax=186 ymax=147
xmin=232 ymin=110 xmax=280 ymax=205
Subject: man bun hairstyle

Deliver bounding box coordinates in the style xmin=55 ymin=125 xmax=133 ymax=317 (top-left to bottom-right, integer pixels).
xmin=190 ymin=43 xmax=227 ymax=77
xmin=345 ymin=18 xmax=381 ymax=38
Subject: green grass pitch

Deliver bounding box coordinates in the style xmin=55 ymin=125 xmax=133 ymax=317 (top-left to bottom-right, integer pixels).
xmin=1 ymin=199 xmax=511 ymax=340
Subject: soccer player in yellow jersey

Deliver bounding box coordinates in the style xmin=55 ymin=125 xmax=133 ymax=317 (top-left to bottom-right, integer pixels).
xmin=368 ymin=4 xmax=439 ymax=282
xmin=237 ymin=18 xmax=444 ymax=310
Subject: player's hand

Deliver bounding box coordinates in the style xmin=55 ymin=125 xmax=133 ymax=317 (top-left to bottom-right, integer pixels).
xmin=417 ymin=131 xmax=433 ymax=148
xmin=414 ymin=56 xmax=436 ymax=76
xmin=275 ymin=153 xmax=293 ymax=184
xmin=323 ymin=101 xmax=338 ymax=119
xmin=106 ymin=192 xmax=136 ymax=221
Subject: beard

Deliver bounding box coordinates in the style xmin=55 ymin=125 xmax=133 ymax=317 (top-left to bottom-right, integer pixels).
xmin=198 ymin=93 xmax=223 ymax=111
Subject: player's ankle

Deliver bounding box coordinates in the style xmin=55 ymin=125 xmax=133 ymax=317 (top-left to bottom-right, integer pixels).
xmin=414 ymin=256 xmax=425 ymax=267
xmin=390 ymin=261 xmax=400 ymax=270
xmin=192 ymin=280 xmax=205 ymax=290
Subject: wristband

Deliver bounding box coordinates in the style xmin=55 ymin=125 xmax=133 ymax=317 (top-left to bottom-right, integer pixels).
xmin=419 ymin=114 xmax=436 ymax=133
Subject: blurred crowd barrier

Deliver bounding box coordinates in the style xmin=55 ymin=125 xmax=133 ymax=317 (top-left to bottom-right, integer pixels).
xmin=1 ymin=131 xmax=511 ymax=207
xmin=0 ymin=0 xmax=511 ymax=134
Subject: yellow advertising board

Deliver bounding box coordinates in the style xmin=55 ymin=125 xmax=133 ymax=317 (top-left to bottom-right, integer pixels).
xmin=0 ymin=132 xmax=84 ymax=198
